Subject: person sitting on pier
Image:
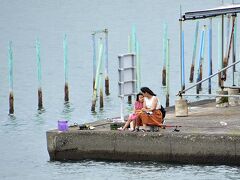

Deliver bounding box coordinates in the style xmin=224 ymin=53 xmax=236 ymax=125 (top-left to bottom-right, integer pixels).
xmin=118 ymin=93 xmax=144 ymax=131
xmin=135 ymin=87 xmax=163 ymax=132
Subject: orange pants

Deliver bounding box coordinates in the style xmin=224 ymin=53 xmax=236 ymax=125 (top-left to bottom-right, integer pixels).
xmin=137 ymin=109 xmax=163 ymax=126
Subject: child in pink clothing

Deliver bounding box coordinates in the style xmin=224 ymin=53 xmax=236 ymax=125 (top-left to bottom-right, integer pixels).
xmin=118 ymin=93 xmax=144 ymax=131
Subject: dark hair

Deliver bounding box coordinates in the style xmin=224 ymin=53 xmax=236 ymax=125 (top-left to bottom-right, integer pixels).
xmin=140 ymin=87 xmax=156 ymax=96
xmin=136 ymin=93 xmax=143 ymax=101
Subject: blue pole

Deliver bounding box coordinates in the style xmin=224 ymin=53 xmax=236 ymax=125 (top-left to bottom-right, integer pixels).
xmin=63 ymin=34 xmax=69 ymax=102
xmin=36 ymin=39 xmax=43 ymax=109
xmin=92 ymin=33 xmax=96 ymax=90
xmin=8 ymin=41 xmax=14 ymax=114
xmin=196 ymin=27 xmax=205 ymax=94
xmin=162 ymin=23 xmax=168 ymax=86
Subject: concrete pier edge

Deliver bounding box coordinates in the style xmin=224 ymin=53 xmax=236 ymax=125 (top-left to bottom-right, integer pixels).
xmin=46 ymin=99 xmax=240 ymax=165
xmin=47 ymin=130 xmax=240 ymax=165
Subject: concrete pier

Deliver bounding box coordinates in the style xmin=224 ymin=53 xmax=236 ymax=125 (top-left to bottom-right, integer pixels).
xmin=46 ymin=100 xmax=240 ymax=165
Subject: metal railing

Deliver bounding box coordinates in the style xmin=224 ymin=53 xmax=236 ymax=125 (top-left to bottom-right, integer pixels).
xmin=177 ymin=59 xmax=240 ymax=96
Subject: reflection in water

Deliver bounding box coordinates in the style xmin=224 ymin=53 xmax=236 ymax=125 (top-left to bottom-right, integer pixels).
xmin=48 ymin=160 xmax=240 ymax=180
xmin=34 ymin=109 xmax=46 ymax=125
xmin=61 ymin=102 xmax=74 ymax=120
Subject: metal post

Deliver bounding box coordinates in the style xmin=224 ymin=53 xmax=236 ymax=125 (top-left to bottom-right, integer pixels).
xmin=179 ymin=5 xmax=183 ymax=92
xmin=208 ymin=18 xmax=213 ymax=94
xmin=221 ymin=15 xmax=224 ymax=87
xmin=120 ymin=96 xmax=124 ymax=122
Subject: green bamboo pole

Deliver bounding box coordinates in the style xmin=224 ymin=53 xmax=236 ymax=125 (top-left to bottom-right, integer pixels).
xmin=91 ymin=39 xmax=104 ymax=111
xmin=63 ymin=34 xmax=69 ymax=102
xmin=136 ymin=40 xmax=141 ymax=91
xmin=127 ymin=33 xmax=132 ymax=104
xmin=189 ymin=21 xmax=199 ymax=83
xmin=162 ymin=23 xmax=167 ymax=86
xmin=8 ymin=41 xmax=14 ymax=115
xmin=36 ymin=39 xmax=43 ymax=110
xmin=166 ymin=39 xmax=170 ymax=107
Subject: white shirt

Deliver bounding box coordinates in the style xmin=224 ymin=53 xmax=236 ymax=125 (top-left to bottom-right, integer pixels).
xmin=144 ymin=96 xmax=161 ymax=110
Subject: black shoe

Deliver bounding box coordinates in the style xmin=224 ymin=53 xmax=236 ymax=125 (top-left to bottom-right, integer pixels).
xmin=133 ymin=128 xmax=139 ymax=132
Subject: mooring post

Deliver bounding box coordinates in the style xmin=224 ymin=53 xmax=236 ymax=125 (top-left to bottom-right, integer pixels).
xmin=196 ymin=27 xmax=205 ymax=94
xmin=127 ymin=33 xmax=132 ymax=104
xmin=100 ymin=38 xmax=104 ymax=108
xmin=179 ymin=5 xmax=184 ymax=92
xmin=36 ymin=39 xmax=43 ymax=110
xmin=232 ymin=15 xmax=237 ymax=86
xmin=208 ymin=19 xmax=213 ymax=94
xmin=220 ymin=15 xmax=225 ymax=87
xmin=104 ymin=29 xmax=110 ymax=96
xmin=8 ymin=41 xmax=14 ymax=115
xmin=63 ymin=34 xmax=69 ymax=102
xmin=91 ymin=39 xmax=104 ymax=111
xmin=92 ymin=33 xmax=96 ymax=90
xmin=162 ymin=23 xmax=167 ymax=86
xmin=181 ymin=31 xmax=185 ymax=91
xmin=218 ymin=21 xmax=223 ymax=87
xmin=166 ymin=39 xmax=170 ymax=107
xmin=189 ymin=21 xmax=199 ymax=83
xmin=136 ymin=40 xmax=141 ymax=91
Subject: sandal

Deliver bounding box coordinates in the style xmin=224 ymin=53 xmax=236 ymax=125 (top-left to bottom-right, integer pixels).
xmin=132 ymin=128 xmax=139 ymax=132
xmin=117 ymin=127 xmax=124 ymax=131
xmin=141 ymin=129 xmax=150 ymax=132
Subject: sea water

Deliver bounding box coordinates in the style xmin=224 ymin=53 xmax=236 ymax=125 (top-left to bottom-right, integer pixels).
xmin=0 ymin=0 xmax=240 ymax=179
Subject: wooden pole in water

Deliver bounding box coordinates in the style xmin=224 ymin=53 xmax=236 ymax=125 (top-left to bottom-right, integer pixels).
xmin=8 ymin=41 xmax=14 ymax=115
xmin=196 ymin=27 xmax=205 ymax=94
xmin=162 ymin=23 xmax=167 ymax=86
xmin=92 ymin=33 xmax=96 ymax=90
xmin=222 ymin=15 xmax=231 ymax=81
xmin=208 ymin=19 xmax=213 ymax=94
xmin=91 ymin=39 xmax=104 ymax=111
xmin=223 ymin=16 xmax=236 ymax=81
xmin=166 ymin=39 xmax=170 ymax=107
xmin=232 ymin=16 xmax=237 ymax=85
xmin=63 ymin=34 xmax=69 ymax=102
xmin=189 ymin=21 xmax=199 ymax=83
xmin=36 ymin=39 xmax=43 ymax=110
xmin=104 ymin=29 xmax=110 ymax=96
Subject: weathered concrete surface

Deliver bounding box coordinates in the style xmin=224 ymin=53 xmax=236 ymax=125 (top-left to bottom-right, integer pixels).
xmin=46 ymin=100 xmax=240 ymax=165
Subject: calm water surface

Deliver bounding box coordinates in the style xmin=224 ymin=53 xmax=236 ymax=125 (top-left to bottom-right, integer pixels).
xmin=0 ymin=0 xmax=240 ymax=179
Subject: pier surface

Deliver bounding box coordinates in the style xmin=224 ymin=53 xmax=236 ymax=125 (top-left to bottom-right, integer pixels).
xmin=46 ymin=100 xmax=240 ymax=165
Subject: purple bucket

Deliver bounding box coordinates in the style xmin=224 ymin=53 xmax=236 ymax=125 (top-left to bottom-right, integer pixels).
xmin=58 ymin=120 xmax=68 ymax=132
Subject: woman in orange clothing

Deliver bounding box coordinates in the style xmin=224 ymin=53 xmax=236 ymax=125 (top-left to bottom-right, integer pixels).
xmin=136 ymin=87 xmax=163 ymax=132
